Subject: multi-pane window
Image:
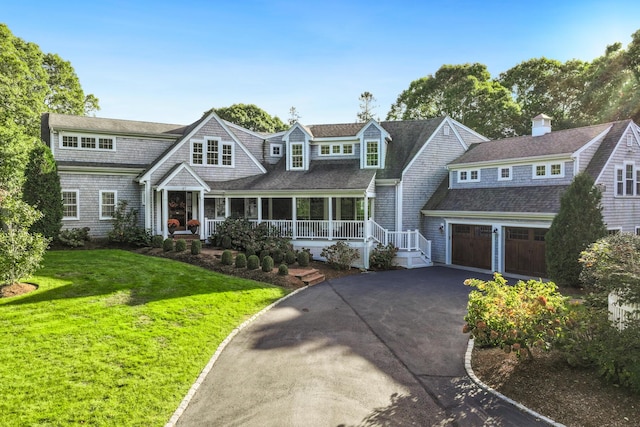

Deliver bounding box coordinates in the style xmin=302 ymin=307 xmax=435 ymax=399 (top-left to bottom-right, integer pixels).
xmin=222 ymin=144 xmax=232 ymax=166
xmin=533 ymin=162 xmax=563 ymax=178
xmin=499 ymin=167 xmax=511 ymax=180
xmin=616 ymin=163 xmax=640 ymax=196
xmin=366 ymin=140 xmax=379 ymax=167
xmin=343 ymin=144 xmax=353 ymax=154
xmin=207 ymin=140 xmax=219 ymax=165
xmin=458 ymin=169 xmax=480 ymax=182
xmin=320 ymin=145 xmax=330 ymax=155
xmin=100 ymin=191 xmax=116 ymax=219
xmin=192 ymin=141 xmax=203 ymax=164
xmin=62 ymin=190 xmax=79 ymax=219
xmin=60 ymin=133 xmax=114 ymax=150
xmin=319 ymin=144 xmax=354 ymax=156
xmin=62 ymin=135 xmax=78 ymax=148
xmin=271 ymin=144 xmax=282 ymax=157
xmin=291 ymin=143 xmax=303 ymax=169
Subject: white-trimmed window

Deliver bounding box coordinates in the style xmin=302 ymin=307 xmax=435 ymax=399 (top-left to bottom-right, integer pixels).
xmin=191 ymin=139 xmax=233 ymax=166
xmin=270 ymin=143 xmax=283 ymax=157
xmin=60 ymin=132 xmax=115 ymax=151
xmin=615 ymin=163 xmax=640 ymax=196
xmin=365 ymin=140 xmax=379 ymax=167
xmin=627 ymin=134 xmax=634 ymax=147
xmin=291 ymin=143 xmax=304 ymax=169
xmin=62 ymin=190 xmax=79 ymax=220
xmin=458 ymin=169 xmax=480 ymax=183
xmin=635 ymin=226 xmax=640 ymax=236
xmin=533 ymin=162 xmax=564 ymax=178
xmin=320 ymin=144 xmax=330 ymax=155
xmin=498 ymin=166 xmax=512 ymax=181
xmin=99 ymin=191 xmax=117 ymax=220
xmin=319 ymin=143 xmax=355 ymax=156
xmin=343 ymin=144 xmax=353 ymax=154
xmin=443 ymin=125 xmax=450 ymax=136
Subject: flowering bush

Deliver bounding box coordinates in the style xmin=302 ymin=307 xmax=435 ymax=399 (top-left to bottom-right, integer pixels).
xmin=463 ymin=273 xmax=568 ymax=359
xmin=167 ymin=219 xmax=180 ymax=228
xmin=321 ymin=241 xmax=359 ymax=270
xmin=187 ymin=219 xmax=200 ymax=227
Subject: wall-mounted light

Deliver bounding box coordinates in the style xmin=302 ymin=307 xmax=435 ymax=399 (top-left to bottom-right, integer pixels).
xmin=439 ymin=223 xmax=445 ymax=232
xmin=493 ymin=228 xmax=498 ymax=234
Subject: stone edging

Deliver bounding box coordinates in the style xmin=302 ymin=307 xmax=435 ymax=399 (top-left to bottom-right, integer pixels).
xmin=165 ymin=286 xmax=309 ymax=427
xmin=464 ymin=338 xmax=565 ymax=427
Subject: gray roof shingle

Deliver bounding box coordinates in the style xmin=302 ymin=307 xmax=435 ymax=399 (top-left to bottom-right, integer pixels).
xmin=45 ymin=113 xmax=187 ymax=136
xmin=584 ymin=120 xmax=632 ymax=180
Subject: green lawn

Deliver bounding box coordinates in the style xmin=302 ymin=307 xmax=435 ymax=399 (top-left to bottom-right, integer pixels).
xmin=0 ymin=249 xmax=288 ymax=426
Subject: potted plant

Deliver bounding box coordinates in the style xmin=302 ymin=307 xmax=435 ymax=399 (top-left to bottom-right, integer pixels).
xmin=187 ymin=219 xmax=200 ymax=234
xmin=167 ymin=218 xmax=180 ymax=235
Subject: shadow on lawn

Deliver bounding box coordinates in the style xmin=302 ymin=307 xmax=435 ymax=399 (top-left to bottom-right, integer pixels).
xmin=3 ymin=250 xmax=280 ymax=307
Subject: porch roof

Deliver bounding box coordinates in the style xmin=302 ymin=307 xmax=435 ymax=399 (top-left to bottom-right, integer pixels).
xmin=206 ymin=159 xmax=376 ymax=192
xmin=423 ymin=178 xmax=569 ymax=214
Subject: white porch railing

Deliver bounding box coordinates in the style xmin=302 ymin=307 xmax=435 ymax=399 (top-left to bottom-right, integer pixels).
xmin=609 ymin=291 xmax=640 ymax=331
xmin=368 ymin=220 xmax=431 ymax=260
xmin=205 ymin=218 xmax=365 ymax=241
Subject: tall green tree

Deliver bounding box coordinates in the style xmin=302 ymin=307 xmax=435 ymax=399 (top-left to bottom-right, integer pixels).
xmin=545 ymin=173 xmax=608 ymax=287
xmin=22 ymin=142 xmax=63 ymax=240
xmin=0 ymin=24 xmax=99 ymax=137
xmin=387 ymin=64 xmax=520 ymax=139
xmin=357 ymin=91 xmax=378 ymax=122
xmin=207 ymin=103 xmax=288 ymax=133
xmin=0 ymin=119 xmax=33 ymax=194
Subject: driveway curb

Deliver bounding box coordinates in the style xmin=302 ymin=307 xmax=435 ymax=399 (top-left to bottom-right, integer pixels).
xmin=463 ymin=339 xmax=565 ymax=427
xmin=164 ymin=286 xmax=309 ymax=427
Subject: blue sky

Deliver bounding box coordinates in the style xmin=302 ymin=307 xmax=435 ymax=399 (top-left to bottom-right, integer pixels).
xmin=3 ymin=0 xmax=640 ymax=126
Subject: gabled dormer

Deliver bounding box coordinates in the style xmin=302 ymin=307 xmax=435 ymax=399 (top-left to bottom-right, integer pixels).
xmin=282 ymin=122 xmax=312 ymax=171
xmin=357 ymin=119 xmax=390 ymax=169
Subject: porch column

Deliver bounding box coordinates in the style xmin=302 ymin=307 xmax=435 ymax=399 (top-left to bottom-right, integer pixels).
xmin=224 ymin=197 xmax=230 ymax=218
xmin=257 ymin=197 xmax=262 ymax=223
xmin=292 ymin=196 xmax=297 ymax=239
xmin=327 ymin=197 xmax=333 ymax=240
xmin=199 ymin=191 xmax=205 ymax=240
xmin=364 ymin=194 xmax=370 ymax=242
xmin=162 ymin=189 xmax=169 ymax=239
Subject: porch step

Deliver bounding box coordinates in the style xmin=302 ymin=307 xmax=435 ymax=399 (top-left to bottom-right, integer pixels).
xmin=292 ymin=268 xmax=326 ymax=286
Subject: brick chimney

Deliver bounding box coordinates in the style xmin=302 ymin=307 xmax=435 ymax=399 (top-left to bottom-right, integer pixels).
xmin=532 ymin=114 xmax=552 ymax=136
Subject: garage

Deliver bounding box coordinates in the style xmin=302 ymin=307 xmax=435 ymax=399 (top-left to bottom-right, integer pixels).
xmin=504 ymin=227 xmax=547 ymax=277
xmin=451 ymin=224 xmax=492 ymax=270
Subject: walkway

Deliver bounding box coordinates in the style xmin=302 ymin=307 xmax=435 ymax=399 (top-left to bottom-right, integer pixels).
xmin=174 ymin=267 xmax=552 ymax=426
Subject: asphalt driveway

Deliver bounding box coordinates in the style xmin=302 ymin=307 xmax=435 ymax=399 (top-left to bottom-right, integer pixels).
xmin=174 ymin=267 xmax=552 ymax=426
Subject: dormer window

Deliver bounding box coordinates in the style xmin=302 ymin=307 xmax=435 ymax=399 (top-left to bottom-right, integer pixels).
xmin=533 ymin=162 xmax=564 ymax=178
xmin=60 ymin=132 xmax=115 ymax=151
xmin=319 ymin=143 xmax=355 ymax=156
xmin=291 ymin=143 xmax=304 ymax=169
xmin=365 ymin=140 xmax=379 ymax=167
xmin=498 ymin=166 xmax=512 ymax=181
xmin=270 ymin=144 xmax=283 ymax=157
xmin=458 ymin=169 xmax=480 ymax=183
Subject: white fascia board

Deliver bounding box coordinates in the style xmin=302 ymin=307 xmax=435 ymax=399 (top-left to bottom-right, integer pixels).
xmin=356 ymin=119 xmax=390 ymax=141
xmin=595 ymin=122 xmax=634 ymax=183
xmin=311 ymin=137 xmax=360 ymax=143
xmin=58 ymin=165 xmax=144 ymax=175
xmin=282 ymin=122 xmax=312 ymax=140
xmin=156 ymin=163 xmax=211 ymax=191
xmin=375 ymin=178 xmax=401 ymax=186
xmin=447 ymin=153 xmax=575 ymax=170
xmin=447 ymin=116 xmax=490 ymax=142
xmin=421 ymin=209 xmax=556 ymax=221
xmin=51 ymin=126 xmax=179 ymax=141
xmin=401 ymin=119 xmax=448 ymax=177
xmin=220 ymin=189 xmax=367 ymax=198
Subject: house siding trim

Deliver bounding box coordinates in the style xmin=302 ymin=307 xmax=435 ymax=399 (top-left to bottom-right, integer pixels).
xmin=594 ymin=122 xmax=637 ymax=183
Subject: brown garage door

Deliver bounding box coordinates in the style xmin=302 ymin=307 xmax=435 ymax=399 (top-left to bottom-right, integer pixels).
xmin=451 ymin=224 xmax=492 ymax=270
xmin=505 ymin=227 xmax=547 ymax=277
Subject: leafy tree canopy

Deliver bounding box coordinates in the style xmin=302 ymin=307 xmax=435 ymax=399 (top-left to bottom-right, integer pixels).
xmin=388 ymin=28 xmax=640 ymax=138
xmin=0 ymin=24 xmax=99 ymax=137
xmin=206 ymin=103 xmax=288 ymax=133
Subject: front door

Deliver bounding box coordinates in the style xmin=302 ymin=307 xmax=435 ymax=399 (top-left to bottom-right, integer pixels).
xmin=168 ymin=191 xmax=194 ymax=231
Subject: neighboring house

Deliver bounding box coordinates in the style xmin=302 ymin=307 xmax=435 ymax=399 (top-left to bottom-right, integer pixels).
xmin=422 ymin=114 xmax=640 ymax=277
xmin=42 ymin=111 xmax=486 ymax=268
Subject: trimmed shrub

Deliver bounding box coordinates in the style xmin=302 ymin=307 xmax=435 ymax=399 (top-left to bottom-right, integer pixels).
xmin=221 ymin=235 xmax=232 ymax=249
xmin=175 ymin=239 xmax=187 ymax=252
xmin=285 ymin=250 xmax=296 ymax=265
xmin=321 ymin=241 xmax=359 ymax=270
xmin=235 ymin=253 xmax=247 ymax=268
xmin=57 ymin=227 xmax=91 ymax=247
xmin=369 ymin=243 xmax=398 ymax=270
xmin=246 ymin=247 xmax=256 ymax=258
xmin=247 ymin=255 xmax=260 ymax=270
xmin=297 ymin=250 xmax=310 ymax=267
xmin=262 ymin=255 xmax=274 ymax=272
xmin=272 ymin=248 xmax=284 ymax=264
xmin=163 ymin=238 xmax=174 ymax=252
xmin=221 ymin=249 xmax=233 ymax=265
xmin=259 ymin=249 xmax=270 ymax=261
xmin=151 ymin=235 xmax=164 ymax=248
xmin=278 ymin=264 xmax=289 ymax=276
xmin=463 ymin=273 xmax=567 ymax=359
xmin=191 ymin=239 xmax=202 ymax=255
xmin=107 ymin=200 xmax=151 ymax=247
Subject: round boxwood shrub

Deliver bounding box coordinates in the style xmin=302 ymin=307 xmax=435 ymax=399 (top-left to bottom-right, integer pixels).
xmin=247 ymin=255 xmax=260 ymax=270
xmin=191 ymin=239 xmax=202 ymax=255
xmin=163 ymin=238 xmax=174 ymax=252
xmin=175 ymin=239 xmax=187 ymax=252
xmin=221 ymin=249 xmax=233 ymax=265
xmin=278 ymin=264 xmax=289 ymax=276
xmin=285 ymin=250 xmax=296 ymax=265
xmin=246 ymin=247 xmax=256 ymax=257
xmin=297 ymin=250 xmax=309 ymax=267
xmin=262 ymin=255 xmax=274 ymax=272
xmin=235 ymin=253 xmax=247 ymax=268
xmin=272 ymin=249 xmax=284 ymax=264
xmin=151 ymin=235 xmax=164 ymax=248
xmin=259 ymin=249 xmax=270 ymax=261
xmin=221 ymin=235 xmax=232 ymax=249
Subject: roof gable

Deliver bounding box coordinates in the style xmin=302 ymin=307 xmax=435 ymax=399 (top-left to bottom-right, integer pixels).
xmin=45 ymin=113 xmax=187 ymax=137
xmin=156 ymin=162 xmax=210 ymax=191
xmin=585 ymin=120 xmax=635 ymax=181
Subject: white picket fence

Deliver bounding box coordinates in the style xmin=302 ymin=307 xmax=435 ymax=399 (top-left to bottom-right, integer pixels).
xmin=608 ymin=291 xmax=640 ymax=331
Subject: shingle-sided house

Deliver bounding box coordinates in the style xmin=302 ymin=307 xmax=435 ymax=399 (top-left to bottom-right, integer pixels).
xmin=41 ymin=111 xmax=487 ymax=268
xmin=422 ymin=114 xmax=640 ymax=277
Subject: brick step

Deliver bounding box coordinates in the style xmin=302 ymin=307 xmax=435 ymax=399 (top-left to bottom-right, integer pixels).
xmin=292 ymin=268 xmax=326 ymax=286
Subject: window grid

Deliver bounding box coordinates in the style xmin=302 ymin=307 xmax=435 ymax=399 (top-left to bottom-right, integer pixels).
xmin=99 ymin=138 xmax=113 ymax=150
xmin=60 ymin=133 xmax=114 ymax=150
xmin=343 ymin=144 xmax=353 ymax=154
xmin=62 ymin=135 xmax=78 ymax=148
xmin=222 ymin=144 xmax=232 ymax=166
xmin=366 ymin=141 xmax=379 ymax=167
xmin=626 ymin=164 xmax=634 ymax=195
xmin=207 ymin=140 xmax=219 ymax=165
xmin=500 ymin=167 xmax=511 ymax=179
xmin=81 ymin=136 xmax=96 ymax=149
xmin=100 ymin=191 xmax=116 ymax=219
xmin=536 ymin=165 xmax=546 ymax=176
xmin=192 ymin=141 xmax=203 ymax=164
xmin=320 ymin=145 xmax=330 ymax=155
xmin=291 ymin=144 xmax=303 ymax=168
xmin=458 ymin=169 xmax=480 ymax=182
xmin=62 ymin=191 xmax=78 ymax=219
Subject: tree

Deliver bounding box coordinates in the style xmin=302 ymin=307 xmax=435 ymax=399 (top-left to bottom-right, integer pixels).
xmin=387 ymin=64 xmax=520 ymax=139
xmin=22 ymin=142 xmax=63 ymax=240
xmin=288 ymin=106 xmax=301 ymax=125
xmin=207 ymin=103 xmax=288 ymax=133
xmin=357 ymin=91 xmax=378 ymax=122
xmin=0 ymin=188 xmax=49 ymax=286
xmin=0 ymin=119 xmax=33 ymax=194
xmin=545 ymin=173 xmax=608 ymax=287
xmin=0 ymin=24 xmax=99 ymax=137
